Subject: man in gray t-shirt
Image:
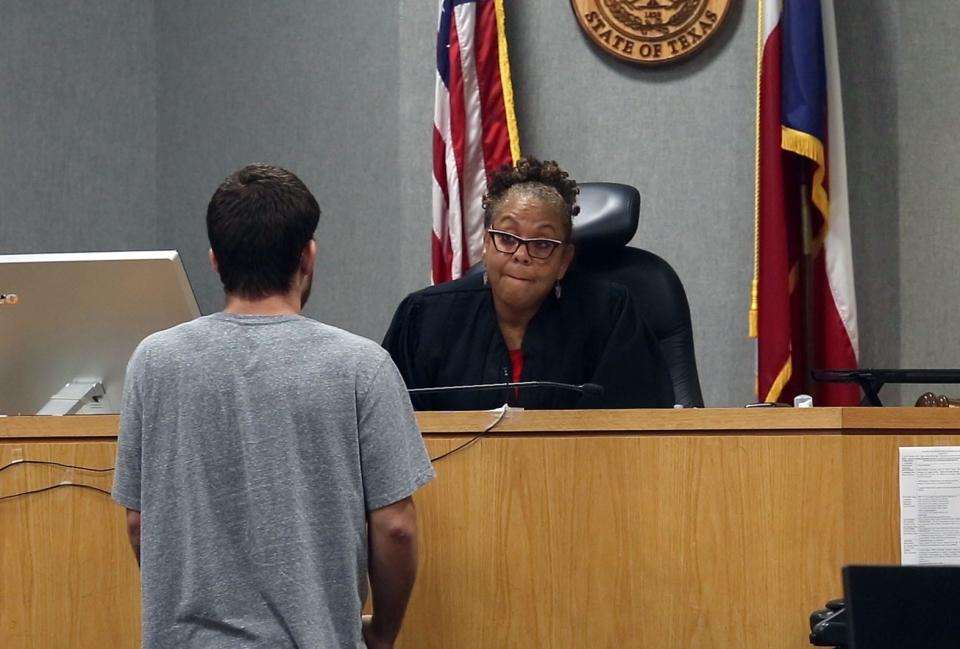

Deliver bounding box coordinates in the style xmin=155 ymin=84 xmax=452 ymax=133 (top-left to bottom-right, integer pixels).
xmin=112 ymin=164 xmax=434 ymax=649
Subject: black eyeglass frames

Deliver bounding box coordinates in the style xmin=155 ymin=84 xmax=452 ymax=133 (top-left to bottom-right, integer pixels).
xmin=486 ymin=229 xmax=564 ymax=260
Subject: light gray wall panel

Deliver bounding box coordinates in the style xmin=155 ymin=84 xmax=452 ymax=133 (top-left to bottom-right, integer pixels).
xmin=834 ymin=0 xmax=903 ymax=404
xmin=0 ymin=0 xmax=157 ymax=254
xmin=395 ymin=0 xmax=439 ymax=296
xmin=155 ymin=0 xmax=402 ymax=340
xmin=896 ymin=0 xmax=960 ymax=402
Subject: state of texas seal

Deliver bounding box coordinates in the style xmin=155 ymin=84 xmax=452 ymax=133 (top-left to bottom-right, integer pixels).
xmin=570 ymin=0 xmax=733 ymax=65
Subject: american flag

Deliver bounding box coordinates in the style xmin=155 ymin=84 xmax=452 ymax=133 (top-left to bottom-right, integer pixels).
xmin=432 ymin=0 xmax=520 ymax=284
xmin=753 ymin=0 xmax=859 ymax=405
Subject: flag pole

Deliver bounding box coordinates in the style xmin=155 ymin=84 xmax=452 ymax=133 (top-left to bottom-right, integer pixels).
xmin=798 ymin=167 xmax=816 ymax=399
xmin=750 ymin=0 xmax=765 ymax=344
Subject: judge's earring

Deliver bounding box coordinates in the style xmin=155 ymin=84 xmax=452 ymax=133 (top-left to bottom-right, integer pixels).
xmin=482 ymin=271 xmax=488 ymax=286
xmin=555 ymin=279 xmax=562 ymax=299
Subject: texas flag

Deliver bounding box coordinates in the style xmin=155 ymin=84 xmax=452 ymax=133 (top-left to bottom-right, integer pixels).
xmin=753 ymin=0 xmax=860 ymax=405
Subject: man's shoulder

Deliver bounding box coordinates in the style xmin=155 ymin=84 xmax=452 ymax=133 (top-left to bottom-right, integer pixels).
xmin=309 ymin=321 xmax=389 ymax=361
xmin=134 ymin=317 xmax=207 ymax=354
xmin=122 ymin=319 xmax=207 ymax=382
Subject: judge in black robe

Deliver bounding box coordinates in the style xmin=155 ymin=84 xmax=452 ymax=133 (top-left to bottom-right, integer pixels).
xmin=382 ymin=271 xmax=675 ymax=410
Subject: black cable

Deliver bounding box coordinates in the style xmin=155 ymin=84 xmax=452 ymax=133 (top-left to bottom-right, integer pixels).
xmin=0 ymin=460 xmax=114 ymax=502
xmin=0 ymin=459 xmax=115 ymax=474
xmin=0 ymin=482 xmax=113 ymax=502
xmin=429 ymin=406 xmax=509 ymax=463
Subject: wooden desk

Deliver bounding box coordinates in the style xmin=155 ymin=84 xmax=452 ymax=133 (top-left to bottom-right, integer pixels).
xmin=0 ymin=416 xmax=138 ymax=649
xmin=2 ymin=409 xmax=959 ymax=649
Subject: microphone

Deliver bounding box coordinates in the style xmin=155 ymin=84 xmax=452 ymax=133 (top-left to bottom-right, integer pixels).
xmin=408 ymin=380 xmax=604 ymax=397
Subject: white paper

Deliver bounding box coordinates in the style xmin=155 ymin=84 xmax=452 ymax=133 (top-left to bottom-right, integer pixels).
xmin=900 ymin=446 xmax=960 ymax=565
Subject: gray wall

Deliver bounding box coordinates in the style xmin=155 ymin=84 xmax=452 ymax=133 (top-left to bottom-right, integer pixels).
xmin=0 ymin=0 xmax=157 ymax=253
xmin=834 ymin=0 xmax=960 ymax=403
xmin=3 ymin=1 xmax=958 ymax=406
xmin=835 ymin=1 xmax=903 ymax=403
xmin=897 ymin=0 xmax=960 ymax=396
xmin=155 ymin=0 xmax=408 ymax=335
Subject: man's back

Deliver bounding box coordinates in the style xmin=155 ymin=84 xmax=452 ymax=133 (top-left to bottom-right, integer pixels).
xmin=113 ymin=312 xmax=433 ymax=649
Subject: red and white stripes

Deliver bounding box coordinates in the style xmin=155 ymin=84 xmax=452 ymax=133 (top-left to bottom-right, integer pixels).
xmin=432 ymin=0 xmax=519 ymax=284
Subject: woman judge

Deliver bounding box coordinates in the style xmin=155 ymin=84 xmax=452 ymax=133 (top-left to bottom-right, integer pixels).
xmin=383 ymin=157 xmax=674 ymax=410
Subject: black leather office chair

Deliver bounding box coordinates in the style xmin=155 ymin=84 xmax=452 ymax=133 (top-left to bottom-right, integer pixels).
xmin=571 ymin=182 xmax=704 ymax=407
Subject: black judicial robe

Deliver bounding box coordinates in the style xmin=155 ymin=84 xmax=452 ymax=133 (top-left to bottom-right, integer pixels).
xmin=382 ymin=272 xmax=675 ymax=410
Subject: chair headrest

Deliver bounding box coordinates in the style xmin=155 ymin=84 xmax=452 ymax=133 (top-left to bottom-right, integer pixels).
xmin=572 ymin=182 xmax=640 ymax=253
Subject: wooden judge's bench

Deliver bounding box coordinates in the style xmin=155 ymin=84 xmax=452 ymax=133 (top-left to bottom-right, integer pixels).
xmin=2 ymin=408 xmax=959 ymax=649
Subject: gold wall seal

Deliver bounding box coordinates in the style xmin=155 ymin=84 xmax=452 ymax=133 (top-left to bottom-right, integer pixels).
xmin=570 ymin=0 xmax=733 ymax=65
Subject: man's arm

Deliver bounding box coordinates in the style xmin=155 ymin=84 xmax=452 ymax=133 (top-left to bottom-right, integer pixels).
xmin=363 ymin=496 xmax=418 ymax=649
xmin=126 ymin=508 xmax=141 ymax=566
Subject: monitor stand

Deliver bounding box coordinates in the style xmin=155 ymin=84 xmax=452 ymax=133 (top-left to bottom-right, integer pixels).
xmin=812 ymin=369 xmax=960 ymax=406
xmin=37 ymin=378 xmax=108 ymax=416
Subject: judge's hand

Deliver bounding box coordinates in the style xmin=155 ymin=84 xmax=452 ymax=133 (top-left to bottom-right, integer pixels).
xmin=362 ymin=614 xmax=395 ymax=649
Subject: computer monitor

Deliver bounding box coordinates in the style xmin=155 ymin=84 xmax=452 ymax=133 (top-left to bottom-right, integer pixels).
xmin=843 ymin=565 xmax=960 ymax=648
xmin=0 ymin=251 xmax=200 ymax=415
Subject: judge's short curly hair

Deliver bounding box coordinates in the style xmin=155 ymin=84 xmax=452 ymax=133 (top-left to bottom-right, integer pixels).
xmin=482 ymin=157 xmax=579 ymax=238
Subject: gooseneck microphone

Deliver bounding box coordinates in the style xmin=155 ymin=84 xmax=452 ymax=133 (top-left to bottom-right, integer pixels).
xmin=407 ymin=381 xmax=604 ymax=396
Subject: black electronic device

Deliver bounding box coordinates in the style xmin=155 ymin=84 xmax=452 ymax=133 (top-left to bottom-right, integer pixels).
xmin=842 ymin=565 xmax=960 ymax=648
xmin=812 ymin=369 xmax=960 ymax=406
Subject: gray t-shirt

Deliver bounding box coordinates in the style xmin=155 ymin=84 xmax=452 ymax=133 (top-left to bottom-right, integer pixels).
xmin=112 ymin=312 xmax=434 ymax=649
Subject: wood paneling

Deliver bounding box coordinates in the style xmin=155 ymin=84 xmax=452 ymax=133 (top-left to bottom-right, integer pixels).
xmin=0 ymin=440 xmax=139 ymax=649
xmin=1 ymin=409 xmax=959 ymax=649
xmin=415 ymin=406 xmax=960 ymax=434
xmin=403 ymin=434 xmax=846 ymax=648
xmin=0 ymin=415 xmax=118 ymax=439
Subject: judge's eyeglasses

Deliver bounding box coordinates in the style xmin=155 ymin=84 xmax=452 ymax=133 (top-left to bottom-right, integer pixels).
xmin=486 ymin=229 xmax=564 ymax=260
